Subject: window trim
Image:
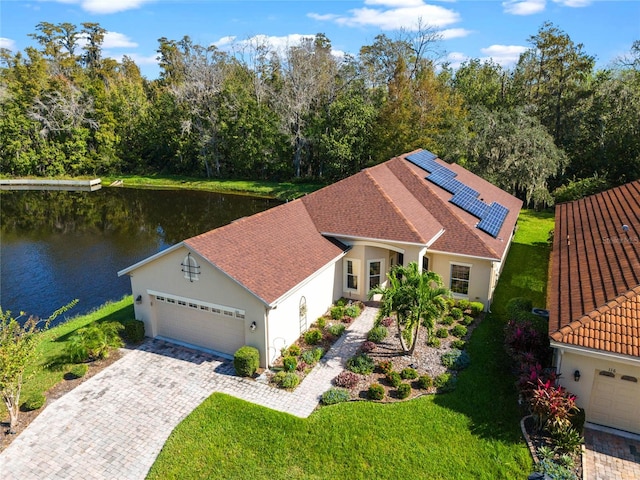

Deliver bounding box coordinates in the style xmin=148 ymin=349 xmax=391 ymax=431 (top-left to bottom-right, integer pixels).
xmin=450 ymin=262 xmax=471 ymax=296
xmin=344 ymin=258 xmax=361 ymax=293
xmin=367 ymin=258 xmax=384 ymax=292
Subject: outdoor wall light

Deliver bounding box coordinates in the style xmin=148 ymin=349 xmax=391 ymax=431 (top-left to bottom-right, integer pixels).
xmin=250 ymin=321 xmax=257 ymax=331
xmin=135 ymin=295 xmax=142 ymax=304
xmin=574 ymin=370 xmax=581 ymax=382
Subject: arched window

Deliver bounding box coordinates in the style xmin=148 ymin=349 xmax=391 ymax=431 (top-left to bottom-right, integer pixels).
xmin=181 ymin=253 xmax=200 ymax=282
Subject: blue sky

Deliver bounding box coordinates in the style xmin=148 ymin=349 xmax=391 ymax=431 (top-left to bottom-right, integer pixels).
xmin=1 ymin=0 xmax=638 ymax=79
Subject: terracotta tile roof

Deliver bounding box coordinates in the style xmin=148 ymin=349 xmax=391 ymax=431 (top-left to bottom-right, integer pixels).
xmin=548 ymin=180 xmax=640 ymax=357
xmin=185 ymin=199 xmax=347 ymax=305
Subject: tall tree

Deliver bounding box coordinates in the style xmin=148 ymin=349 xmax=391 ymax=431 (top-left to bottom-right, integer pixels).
xmin=369 ymin=263 xmax=449 ymax=355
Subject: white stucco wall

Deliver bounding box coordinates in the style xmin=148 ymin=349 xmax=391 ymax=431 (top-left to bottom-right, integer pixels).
xmin=266 ymin=261 xmax=340 ymax=365
xmin=554 ymin=347 xmax=640 ymax=413
xmin=124 ymin=245 xmax=269 ymax=365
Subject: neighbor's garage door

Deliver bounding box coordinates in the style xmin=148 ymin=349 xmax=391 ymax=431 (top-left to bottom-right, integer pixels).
xmin=155 ymin=300 xmax=245 ymax=356
xmin=588 ymin=370 xmax=640 ymax=435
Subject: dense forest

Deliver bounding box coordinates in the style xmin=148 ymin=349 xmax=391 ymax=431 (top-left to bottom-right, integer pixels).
xmin=1 ymin=21 xmax=638 ymax=207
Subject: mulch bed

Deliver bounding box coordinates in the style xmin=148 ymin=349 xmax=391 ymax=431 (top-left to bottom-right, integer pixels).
xmin=0 ymin=350 xmax=124 ymax=453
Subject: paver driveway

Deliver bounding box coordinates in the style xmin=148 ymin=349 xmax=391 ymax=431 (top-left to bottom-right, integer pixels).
xmin=0 ymin=306 xmax=376 ymax=479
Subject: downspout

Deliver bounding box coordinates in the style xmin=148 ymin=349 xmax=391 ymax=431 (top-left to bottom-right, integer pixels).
xmin=264 ymin=306 xmax=271 ymax=368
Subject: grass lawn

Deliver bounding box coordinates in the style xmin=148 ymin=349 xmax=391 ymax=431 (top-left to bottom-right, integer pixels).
xmin=100 ymin=174 xmax=325 ymax=201
xmin=0 ymin=296 xmax=134 ymax=419
xmin=147 ymin=209 xmax=556 ymax=480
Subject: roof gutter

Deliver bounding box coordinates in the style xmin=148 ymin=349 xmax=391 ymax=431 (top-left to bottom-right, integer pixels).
xmin=425 ymin=248 xmax=500 ymax=263
xmin=550 ymin=340 xmax=640 ymax=367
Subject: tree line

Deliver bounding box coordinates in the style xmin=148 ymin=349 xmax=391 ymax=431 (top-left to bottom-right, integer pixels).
xmin=1 ymin=21 xmax=638 ymax=207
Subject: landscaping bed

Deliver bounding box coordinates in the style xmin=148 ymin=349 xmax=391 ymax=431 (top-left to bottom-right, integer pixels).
xmin=325 ymin=300 xmax=484 ymax=404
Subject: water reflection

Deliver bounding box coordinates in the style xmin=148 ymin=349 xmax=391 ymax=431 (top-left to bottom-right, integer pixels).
xmin=0 ymin=188 xmax=279 ymax=321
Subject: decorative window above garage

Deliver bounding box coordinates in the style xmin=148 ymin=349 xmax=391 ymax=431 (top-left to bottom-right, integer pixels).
xmin=181 ymin=253 xmax=201 ymax=282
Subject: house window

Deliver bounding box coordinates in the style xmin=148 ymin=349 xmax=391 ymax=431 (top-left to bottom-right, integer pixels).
xmin=181 ymin=253 xmax=200 ymax=282
xmin=344 ymin=259 xmax=360 ymax=292
xmin=450 ymin=264 xmax=471 ymax=295
xmin=422 ymin=256 xmax=429 ymax=272
xmin=368 ymin=259 xmax=383 ymax=291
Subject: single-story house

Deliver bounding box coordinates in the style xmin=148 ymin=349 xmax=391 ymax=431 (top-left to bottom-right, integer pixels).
xmin=118 ymin=149 xmax=522 ymax=367
xmin=548 ymin=179 xmax=640 ymax=435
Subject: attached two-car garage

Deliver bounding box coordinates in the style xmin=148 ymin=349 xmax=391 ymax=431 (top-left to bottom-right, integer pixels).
xmin=152 ymin=292 xmax=246 ymax=356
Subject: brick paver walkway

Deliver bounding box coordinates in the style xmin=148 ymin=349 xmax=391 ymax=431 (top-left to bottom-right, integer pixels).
xmin=584 ymin=425 xmax=640 ymax=480
xmin=0 ymin=305 xmax=377 ymax=479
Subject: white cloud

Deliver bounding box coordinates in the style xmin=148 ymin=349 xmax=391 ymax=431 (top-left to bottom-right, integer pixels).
xmin=502 ymin=0 xmax=546 ymax=15
xmin=444 ymin=51 xmax=469 ymax=69
xmin=0 ymin=37 xmax=17 ymax=51
xmin=439 ymin=28 xmax=472 ymax=40
xmin=311 ymin=1 xmax=460 ymax=31
xmin=52 ymin=0 xmax=152 ymax=14
xmin=213 ymin=36 xmax=237 ymax=48
xmin=103 ymin=31 xmax=138 ymax=49
xmin=480 ymin=44 xmax=527 ymax=66
xmin=552 ymin=0 xmax=591 ymax=6
xmin=121 ymin=52 xmax=158 ymax=66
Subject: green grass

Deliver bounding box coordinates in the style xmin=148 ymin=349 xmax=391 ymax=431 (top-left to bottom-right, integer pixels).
xmin=0 ymin=296 xmax=134 ymax=418
xmin=101 ymin=175 xmax=325 ymax=201
xmin=148 ymin=209 xmax=556 ymax=480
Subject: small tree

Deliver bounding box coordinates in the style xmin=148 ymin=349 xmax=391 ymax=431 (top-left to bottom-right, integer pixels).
xmin=0 ymin=301 xmax=77 ymax=433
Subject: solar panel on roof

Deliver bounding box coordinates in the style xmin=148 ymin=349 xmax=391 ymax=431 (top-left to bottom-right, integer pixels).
xmin=466 ymin=198 xmax=489 ymax=219
xmin=406 ymin=150 xmax=440 ymax=173
xmin=477 ymin=202 xmax=509 ymax=237
xmin=450 ymin=186 xmax=480 ymax=210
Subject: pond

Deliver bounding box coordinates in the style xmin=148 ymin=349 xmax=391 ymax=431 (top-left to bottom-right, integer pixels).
xmin=0 ymin=187 xmax=279 ymax=324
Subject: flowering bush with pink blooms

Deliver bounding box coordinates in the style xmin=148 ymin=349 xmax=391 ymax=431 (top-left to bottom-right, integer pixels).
xmin=529 ymin=378 xmax=579 ymax=433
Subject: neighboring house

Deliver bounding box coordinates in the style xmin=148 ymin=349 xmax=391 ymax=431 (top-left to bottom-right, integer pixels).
xmin=118 ymin=149 xmax=522 ymax=367
xmin=548 ymin=180 xmax=640 ymax=435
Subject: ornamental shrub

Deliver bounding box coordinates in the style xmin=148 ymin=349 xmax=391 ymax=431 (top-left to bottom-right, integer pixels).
xmin=536 ymin=459 xmax=577 ymax=480
xmin=283 ymin=356 xmax=298 ymax=372
xmin=359 ymin=341 xmax=376 ymax=353
xmin=274 ymin=371 xmax=300 ymax=389
xmin=506 ymin=297 xmax=533 ymax=318
xmin=304 ymin=329 xmax=323 ymax=345
xmin=397 ymin=383 xmax=411 ymax=399
xmin=529 ymin=378 xmax=579 ymax=432
xmin=441 ymin=349 xmax=471 ymax=370
xmin=440 ymin=315 xmax=454 ymax=326
xmin=121 ymin=319 xmax=145 ymax=343
xmin=367 ymin=326 xmax=388 ymax=343
xmin=334 ymin=371 xmax=360 ymax=388
xmin=67 ymin=363 xmax=88 ymax=379
xmin=551 ymin=425 xmax=584 ymax=455
xmin=427 ymin=337 xmax=441 ymax=348
xmin=456 ymin=299 xmax=471 ymax=311
xmin=22 ymin=393 xmax=46 ymax=411
xmin=316 ymin=317 xmax=327 ymax=329
xmin=451 ymin=324 xmax=468 ymax=338
xmin=367 ymin=383 xmax=385 ymax=400
xmin=377 ymin=360 xmax=393 ymax=375
xmin=401 ymin=367 xmax=419 ymax=380
xmin=327 ymin=323 xmax=346 ymax=337
xmin=287 ymin=345 xmax=301 ymax=357
xmin=234 ymin=346 xmax=260 ymax=377
xmin=344 ymin=304 xmax=361 ymax=318
xmin=346 ymin=353 xmax=375 ymax=375
xmin=469 ymin=302 xmax=484 ymax=316
xmin=386 ymin=371 xmax=402 ymax=387
xmin=461 ymin=315 xmax=474 ymax=326
xmin=434 ymin=373 xmax=457 ymax=392
xmin=321 ymin=388 xmax=350 ymax=405
xmin=330 ymin=305 xmax=345 ymax=320
xmin=450 ymin=307 xmax=463 ymax=320
xmin=380 ymin=316 xmax=394 ymax=328
xmin=418 ymin=374 xmax=433 ymax=389
xmin=66 ymin=321 xmax=124 ymax=362
xmin=450 ymin=339 xmax=466 ymax=350
xmin=435 ymin=327 xmax=449 ymax=338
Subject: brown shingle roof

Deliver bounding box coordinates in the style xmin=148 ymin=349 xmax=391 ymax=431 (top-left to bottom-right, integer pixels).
xmin=548 ymin=180 xmax=640 ymax=357
xmin=183 ymin=149 xmax=522 ymax=304
xmin=185 ymin=199 xmax=347 ymax=305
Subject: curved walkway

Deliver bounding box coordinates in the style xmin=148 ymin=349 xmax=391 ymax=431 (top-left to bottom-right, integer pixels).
xmin=0 ymin=306 xmax=376 ymax=479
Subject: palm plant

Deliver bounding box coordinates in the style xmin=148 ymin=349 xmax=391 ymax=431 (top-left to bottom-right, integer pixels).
xmin=369 ymin=262 xmax=450 ymax=354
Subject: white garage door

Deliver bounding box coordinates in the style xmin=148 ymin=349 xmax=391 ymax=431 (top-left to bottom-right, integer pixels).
xmin=155 ymin=298 xmax=245 ymax=356
xmin=588 ymin=370 xmax=640 ymax=435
